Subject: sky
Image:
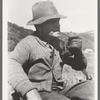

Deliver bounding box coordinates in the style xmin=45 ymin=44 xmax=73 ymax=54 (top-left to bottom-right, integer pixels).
xmin=7 ymin=0 xmax=97 ymax=33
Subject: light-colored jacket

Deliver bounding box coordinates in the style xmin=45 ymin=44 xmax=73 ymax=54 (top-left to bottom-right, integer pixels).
xmin=8 ymin=35 xmax=63 ymax=96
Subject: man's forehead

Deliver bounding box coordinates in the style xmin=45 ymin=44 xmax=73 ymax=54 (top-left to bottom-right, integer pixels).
xmin=35 ymin=18 xmax=60 ymax=27
xmin=42 ymin=18 xmax=60 ymax=24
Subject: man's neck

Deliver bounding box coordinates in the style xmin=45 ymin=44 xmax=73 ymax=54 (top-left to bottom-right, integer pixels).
xmin=35 ymin=31 xmax=49 ymax=43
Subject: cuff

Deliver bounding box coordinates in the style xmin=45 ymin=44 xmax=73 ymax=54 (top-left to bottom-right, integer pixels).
xmin=15 ymin=79 xmax=37 ymax=96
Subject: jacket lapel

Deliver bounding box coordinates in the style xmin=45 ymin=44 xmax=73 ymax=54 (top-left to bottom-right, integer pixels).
xmin=34 ymin=36 xmax=55 ymax=68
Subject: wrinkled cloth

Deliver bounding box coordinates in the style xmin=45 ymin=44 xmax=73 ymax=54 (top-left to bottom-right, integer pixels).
xmin=8 ymin=35 xmax=90 ymax=97
xmin=8 ymin=80 xmax=94 ymax=100
xmin=8 ymin=35 xmax=63 ymax=96
xmin=40 ymin=80 xmax=94 ymax=100
xmin=60 ymin=80 xmax=94 ymax=100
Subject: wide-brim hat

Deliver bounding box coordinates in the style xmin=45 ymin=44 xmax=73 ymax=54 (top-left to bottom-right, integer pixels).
xmin=27 ymin=0 xmax=67 ymax=25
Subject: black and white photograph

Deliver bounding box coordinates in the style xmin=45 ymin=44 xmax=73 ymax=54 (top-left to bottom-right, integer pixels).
xmin=3 ymin=0 xmax=97 ymax=100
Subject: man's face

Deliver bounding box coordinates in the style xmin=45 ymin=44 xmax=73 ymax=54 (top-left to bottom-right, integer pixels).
xmin=37 ymin=18 xmax=60 ymax=42
xmin=42 ymin=18 xmax=60 ymax=33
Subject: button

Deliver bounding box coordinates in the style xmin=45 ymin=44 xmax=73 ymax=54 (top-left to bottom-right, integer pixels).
xmin=49 ymin=45 xmax=52 ymax=49
xmin=50 ymin=55 xmax=52 ymax=58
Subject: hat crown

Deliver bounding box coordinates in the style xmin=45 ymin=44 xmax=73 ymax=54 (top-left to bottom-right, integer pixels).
xmin=32 ymin=1 xmax=58 ymax=21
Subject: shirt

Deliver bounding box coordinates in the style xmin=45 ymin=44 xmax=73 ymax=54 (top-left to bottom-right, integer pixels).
xmin=8 ymin=35 xmax=63 ymax=96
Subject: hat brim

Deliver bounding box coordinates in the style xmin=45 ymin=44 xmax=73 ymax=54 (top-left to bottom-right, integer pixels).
xmin=27 ymin=14 xmax=67 ymax=25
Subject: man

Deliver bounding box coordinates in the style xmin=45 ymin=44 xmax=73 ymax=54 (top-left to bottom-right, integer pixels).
xmin=8 ymin=1 xmax=94 ymax=100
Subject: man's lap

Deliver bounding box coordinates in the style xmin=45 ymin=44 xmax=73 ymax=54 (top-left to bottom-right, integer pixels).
xmin=60 ymin=80 xmax=94 ymax=100
xmin=8 ymin=80 xmax=94 ymax=100
xmin=40 ymin=80 xmax=94 ymax=100
xmin=39 ymin=91 xmax=70 ymax=100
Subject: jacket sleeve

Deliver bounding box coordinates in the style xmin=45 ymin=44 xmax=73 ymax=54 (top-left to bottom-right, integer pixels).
xmin=8 ymin=36 xmax=37 ymax=96
xmin=62 ymin=50 xmax=87 ymax=70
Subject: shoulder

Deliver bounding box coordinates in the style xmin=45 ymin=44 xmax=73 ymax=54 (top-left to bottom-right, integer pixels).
xmin=22 ymin=35 xmax=37 ymax=42
xmin=19 ymin=35 xmax=38 ymax=46
xmin=13 ymin=35 xmax=38 ymax=51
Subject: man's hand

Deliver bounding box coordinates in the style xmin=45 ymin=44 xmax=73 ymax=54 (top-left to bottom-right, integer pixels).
xmin=68 ymin=33 xmax=82 ymax=55
xmin=26 ymin=89 xmax=42 ymax=100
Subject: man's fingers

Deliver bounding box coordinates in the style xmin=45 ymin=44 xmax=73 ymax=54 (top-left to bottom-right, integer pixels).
xmin=26 ymin=89 xmax=42 ymax=100
xmin=68 ymin=37 xmax=82 ymax=50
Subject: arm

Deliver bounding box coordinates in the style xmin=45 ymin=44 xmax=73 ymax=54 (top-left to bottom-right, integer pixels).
xmin=62 ymin=50 xmax=87 ymax=70
xmin=8 ymin=36 xmax=42 ymax=99
xmin=25 ymin=89 xmax=42 ymax=100
xmin=61 ymin=33 xmax=87 ymax=71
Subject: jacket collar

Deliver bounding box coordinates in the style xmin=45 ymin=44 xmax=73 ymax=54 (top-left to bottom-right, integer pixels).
xmin=34 ymin=36 xmax=49 ymax=47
